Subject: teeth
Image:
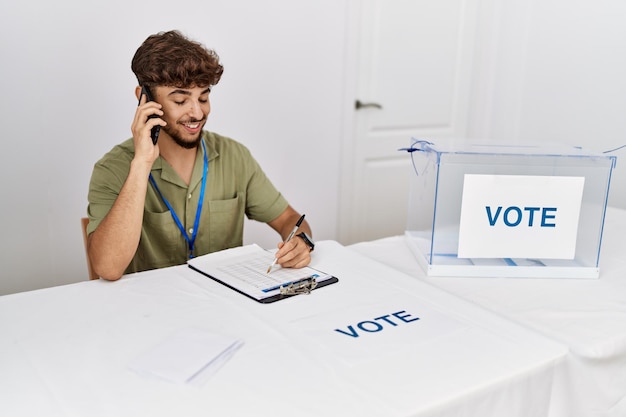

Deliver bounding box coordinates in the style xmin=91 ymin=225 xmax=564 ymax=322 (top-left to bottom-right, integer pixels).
xmin=185 ymin=123 xmax=199 ymax=129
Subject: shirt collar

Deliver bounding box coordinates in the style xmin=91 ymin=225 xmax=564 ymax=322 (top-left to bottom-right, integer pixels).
xmin=151 ymin=132 xmax=215 ymax=190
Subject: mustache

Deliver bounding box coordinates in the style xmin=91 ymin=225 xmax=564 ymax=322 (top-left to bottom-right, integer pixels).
xmin=180 ymin=118 xmax=205 ymax=124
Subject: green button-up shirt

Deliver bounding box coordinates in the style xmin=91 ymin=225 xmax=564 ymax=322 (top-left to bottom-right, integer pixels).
xmin=87 ymin=131 xmax=288 ymax=274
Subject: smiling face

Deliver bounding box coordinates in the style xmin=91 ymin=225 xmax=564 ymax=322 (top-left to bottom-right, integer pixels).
xmin=154 ymin=85 xmax=211 ymax=149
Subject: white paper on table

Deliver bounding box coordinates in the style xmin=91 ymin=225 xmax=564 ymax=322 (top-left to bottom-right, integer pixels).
xmin=128 ymin=328 xmax=244 ymax=386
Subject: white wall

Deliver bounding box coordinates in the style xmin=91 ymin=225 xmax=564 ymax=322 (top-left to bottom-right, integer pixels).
xmin=469 ymin=0 xmax=626 ymax=209
xmin=0 ymin=0 xmax=349 ymax=294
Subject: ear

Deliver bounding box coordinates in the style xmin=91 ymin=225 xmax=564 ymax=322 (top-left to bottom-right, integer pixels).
xmin=135 ymin=85 xmax=143 ymax=101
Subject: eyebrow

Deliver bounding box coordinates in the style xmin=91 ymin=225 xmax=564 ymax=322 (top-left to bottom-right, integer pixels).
xmin=168 ymin=87 xmax=212 ymax=97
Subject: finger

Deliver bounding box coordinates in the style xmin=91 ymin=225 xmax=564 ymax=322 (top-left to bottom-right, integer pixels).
xmin=132 ymin=105 xmax=165 ymax=140
xmin=276 ymin=240 xmax=310 ymax=268
xmin=138 ymin=91 xmax=147 ymax=106
xmin=275 ymin=238 xmax=298 ymax=259
xmin=280 ymin=252 xmax=311 ymax=269
xmin=146 ymin=116 xmax=166 ymax=130
xmin=139 ymin=103 xmax=164 ymax=122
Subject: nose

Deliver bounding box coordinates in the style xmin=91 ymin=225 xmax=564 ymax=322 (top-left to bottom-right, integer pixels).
xmin=189 ymin=100 xmax=204 ymax=119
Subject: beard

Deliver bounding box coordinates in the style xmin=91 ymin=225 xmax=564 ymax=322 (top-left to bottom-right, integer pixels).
xmin=162 ymin=121 xmax=204 ymax=149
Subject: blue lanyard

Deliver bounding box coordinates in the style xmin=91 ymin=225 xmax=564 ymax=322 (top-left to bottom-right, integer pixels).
xmin=148 ymin=140 xmax=209 ymax=259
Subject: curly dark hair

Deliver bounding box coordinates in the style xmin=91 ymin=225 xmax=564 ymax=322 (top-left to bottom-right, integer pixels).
xmin=131 ymin=30 xmax=224 ymax=88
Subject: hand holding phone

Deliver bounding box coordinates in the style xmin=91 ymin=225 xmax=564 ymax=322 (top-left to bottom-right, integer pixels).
xmin=138 ymin=85 xmax=161 ymax=145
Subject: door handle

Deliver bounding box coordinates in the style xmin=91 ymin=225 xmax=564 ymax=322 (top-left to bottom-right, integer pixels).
xmin=355 ymin=100 xmax=383 ymax=110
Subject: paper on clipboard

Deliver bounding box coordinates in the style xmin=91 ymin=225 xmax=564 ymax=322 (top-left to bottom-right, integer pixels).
xmin=187 ymin=244 xmax=338 ymax=303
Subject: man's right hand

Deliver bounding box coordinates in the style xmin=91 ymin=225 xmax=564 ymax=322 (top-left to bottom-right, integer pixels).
xmin=131 ymin=94 xmax=166 ymax=164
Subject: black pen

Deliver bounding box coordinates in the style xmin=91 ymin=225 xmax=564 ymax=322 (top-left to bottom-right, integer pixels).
xmin=266 ymin=214 xmax=305 ymax=274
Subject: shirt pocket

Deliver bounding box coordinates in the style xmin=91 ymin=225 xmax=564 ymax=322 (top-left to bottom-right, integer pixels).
xmin=207 ymin=192 xmax=245 ymax=252
xmin=139 ymin=209 xmax=186 ymax=267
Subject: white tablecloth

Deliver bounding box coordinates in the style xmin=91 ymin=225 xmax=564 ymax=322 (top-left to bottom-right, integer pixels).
xmin=349 ymin=206 xmax=626 ymax=417
xmin=1 ymin=242 xmax=565 ymax=417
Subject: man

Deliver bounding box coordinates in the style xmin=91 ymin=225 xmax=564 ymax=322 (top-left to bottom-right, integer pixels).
xmin=86 ymin=30 xmax=314 ymax=281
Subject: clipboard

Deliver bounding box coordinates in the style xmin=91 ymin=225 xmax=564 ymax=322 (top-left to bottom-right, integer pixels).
xmin=187 ymin=244 xmax=339 ymax=304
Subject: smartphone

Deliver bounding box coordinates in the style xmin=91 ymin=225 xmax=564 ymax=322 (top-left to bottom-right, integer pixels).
xmin=138 ymin=85 xmax=161 ymax=145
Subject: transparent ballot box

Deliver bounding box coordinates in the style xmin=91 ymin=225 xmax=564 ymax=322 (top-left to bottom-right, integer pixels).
xmin=404 ymin=140 xmax=617 ymax=278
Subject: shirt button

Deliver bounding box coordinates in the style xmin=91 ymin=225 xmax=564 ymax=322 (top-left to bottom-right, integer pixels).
xmin=188 ymin=228 xmax=194 ymax=234
xmin=188 ymin=193 xmax=192 ymax=199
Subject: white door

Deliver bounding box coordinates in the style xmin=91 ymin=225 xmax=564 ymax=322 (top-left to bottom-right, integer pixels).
xmin=339 ymin=0 xmax=481 ymax=244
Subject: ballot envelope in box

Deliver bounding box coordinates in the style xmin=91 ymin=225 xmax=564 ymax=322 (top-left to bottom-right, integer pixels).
xmin=403 ymin=140 xmax=617 ymax=278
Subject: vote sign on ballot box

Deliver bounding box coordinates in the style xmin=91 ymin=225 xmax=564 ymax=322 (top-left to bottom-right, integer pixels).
xmin=402 ymin=140 xmax=616 ymax=278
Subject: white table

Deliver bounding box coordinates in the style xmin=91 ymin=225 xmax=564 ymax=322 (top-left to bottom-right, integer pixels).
xmin=1 ymin=242 xmax=565 ymax=417
xmin=349 ymin=206 xmax=626 ymax=417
